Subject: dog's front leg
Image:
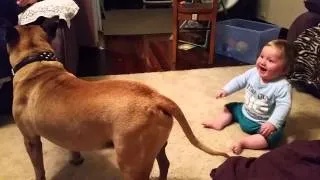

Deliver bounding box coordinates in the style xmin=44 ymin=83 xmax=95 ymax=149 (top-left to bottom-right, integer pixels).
xmin=24 ymin=136 xmax=45 ymax=180
xmin=69 ymin=151 xmax=84 ymax=166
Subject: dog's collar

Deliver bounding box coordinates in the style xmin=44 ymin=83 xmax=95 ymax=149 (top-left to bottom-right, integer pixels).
xmin=12 ymin=51 xmax=58 ymax=75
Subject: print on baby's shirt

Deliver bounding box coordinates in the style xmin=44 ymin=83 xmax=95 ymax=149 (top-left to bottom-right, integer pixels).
xmin=244 ymin=84 xmax=270 ymax=120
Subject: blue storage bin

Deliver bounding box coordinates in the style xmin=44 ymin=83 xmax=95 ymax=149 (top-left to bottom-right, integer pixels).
xmin=215 ymin=19 xmax=280 ymax=64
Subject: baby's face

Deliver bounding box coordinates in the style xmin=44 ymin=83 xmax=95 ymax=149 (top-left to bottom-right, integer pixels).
xmin=256 ymin=46 xmax=287 ymax=82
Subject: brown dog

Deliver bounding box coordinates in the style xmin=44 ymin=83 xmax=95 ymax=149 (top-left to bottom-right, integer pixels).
xmin=5 ymin=18 xmax=229 ymax=180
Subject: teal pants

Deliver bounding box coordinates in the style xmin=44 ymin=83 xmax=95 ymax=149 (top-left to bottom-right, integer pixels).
xmin=226 ymin=102 xmax=284 ymax=148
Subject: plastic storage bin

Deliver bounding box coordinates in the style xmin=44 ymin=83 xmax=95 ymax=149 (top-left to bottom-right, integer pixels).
xmin=215 ymin=19 xmax=281 ymax=64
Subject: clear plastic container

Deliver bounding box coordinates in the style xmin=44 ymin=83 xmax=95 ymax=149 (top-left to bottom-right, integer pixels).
xmin=215 ymin=19 xmax=281 ymax=64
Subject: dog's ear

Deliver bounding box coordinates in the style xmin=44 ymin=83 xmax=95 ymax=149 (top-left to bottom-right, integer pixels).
xmin=40 ymin=16 xmax=59 ymax=40
xmin=5 ymin=27 xmax=20 ymax=46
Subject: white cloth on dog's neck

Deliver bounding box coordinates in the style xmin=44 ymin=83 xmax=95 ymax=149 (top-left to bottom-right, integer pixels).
xmin=18 ymin=0 xmax=79 ymax=28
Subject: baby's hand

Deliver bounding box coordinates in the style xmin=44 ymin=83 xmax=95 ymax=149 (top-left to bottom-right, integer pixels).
xmin=216 ymin=89 xmax=228 ymax=99
xmin=259 ymin=122 xmax=276 ymax=137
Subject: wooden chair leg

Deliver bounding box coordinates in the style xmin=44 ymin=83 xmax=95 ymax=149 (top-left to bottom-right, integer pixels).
xmin=209 ymin=0 xmax=218 ymax=65
xmin=172 ymin=3 xmax=178 ymax=70
xmin=172 ymin=28 xmax=178 ymax=70
xmin=208 ymin=20 xmax=215 ymax=65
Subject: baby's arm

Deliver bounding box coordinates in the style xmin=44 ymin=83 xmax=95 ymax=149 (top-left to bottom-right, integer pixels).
xmin=268 ymin=84 xmax=292 ymax=129
xmin=222 ymin=68 xmax=255 ymax=95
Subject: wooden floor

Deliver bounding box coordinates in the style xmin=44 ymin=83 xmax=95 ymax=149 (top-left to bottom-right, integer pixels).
xmin=78 ymin=34 xmax=247 ymax=76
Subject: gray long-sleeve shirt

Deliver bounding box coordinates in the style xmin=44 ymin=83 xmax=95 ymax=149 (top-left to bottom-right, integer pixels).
xmin=223 ymin=67 xmax=292 ymax=129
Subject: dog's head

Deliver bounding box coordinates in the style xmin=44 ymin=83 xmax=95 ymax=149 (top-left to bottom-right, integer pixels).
xmin=4 ymin=16 xmax=59 ymax=68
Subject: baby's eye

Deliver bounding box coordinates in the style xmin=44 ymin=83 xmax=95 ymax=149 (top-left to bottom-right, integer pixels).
xmin=268 ymin=58 xmax=274 ymax=63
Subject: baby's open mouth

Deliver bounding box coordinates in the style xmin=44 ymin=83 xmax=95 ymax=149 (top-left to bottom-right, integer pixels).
xmin=259 ymin=66 xmax=267 ymax=73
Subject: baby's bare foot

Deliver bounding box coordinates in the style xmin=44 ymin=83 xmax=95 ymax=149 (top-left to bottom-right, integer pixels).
xmin=231 ymin=141 xmax=243 ymax=155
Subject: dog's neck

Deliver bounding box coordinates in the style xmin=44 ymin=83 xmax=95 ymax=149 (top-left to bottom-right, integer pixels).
xmin=12 ymin=51 xmax=58 ymax=75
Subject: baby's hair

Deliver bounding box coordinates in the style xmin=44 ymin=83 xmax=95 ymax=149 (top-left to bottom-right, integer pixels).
xmin=265 ymin=39 xmax=297 ymax=73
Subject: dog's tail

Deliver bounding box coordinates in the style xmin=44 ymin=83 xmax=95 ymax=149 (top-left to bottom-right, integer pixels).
xmin=155 ymin=95 xmax=230 ymax=158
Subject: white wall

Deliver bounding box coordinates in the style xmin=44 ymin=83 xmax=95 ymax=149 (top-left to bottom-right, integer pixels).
xmin=257 ymin=0 xmax=307 ymax=28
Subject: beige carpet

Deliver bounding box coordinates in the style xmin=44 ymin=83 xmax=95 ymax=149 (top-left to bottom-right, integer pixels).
xmin=103 ymin=8 xmax=172 ymax=35
xmin=1 ymin=65 xmax=320 ymax=180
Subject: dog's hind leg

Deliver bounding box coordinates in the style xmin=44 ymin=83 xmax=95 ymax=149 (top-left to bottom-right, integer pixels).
xmin=156 ymin=142 xmax=169 ymax=180
xmin=24 ymin=136 xmax=46 ymax=180
xmin=114 ymin=130 xmax=169 ymax=180
xmin=69 ymin=151 xmax=84 ymax=166
xmin=115 ymin=139 xmax=155 ymax=180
